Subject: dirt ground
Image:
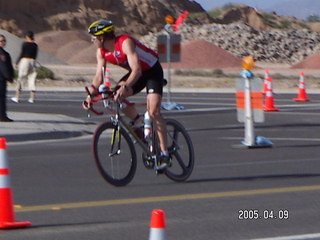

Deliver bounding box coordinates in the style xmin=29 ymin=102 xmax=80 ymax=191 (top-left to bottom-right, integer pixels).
xmin=16 ymin=62 xmax=320 ymax=94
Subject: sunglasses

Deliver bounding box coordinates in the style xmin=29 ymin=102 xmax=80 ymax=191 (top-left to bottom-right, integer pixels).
xmin=0 ymin=39 xmax=6 ymax=42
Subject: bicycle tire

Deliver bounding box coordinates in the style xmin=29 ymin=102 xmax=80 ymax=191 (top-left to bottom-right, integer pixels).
xmin=93 ymin=121 xmax=137 ymax=186
xmin=164 ymin=118 xmax=195 ymax=182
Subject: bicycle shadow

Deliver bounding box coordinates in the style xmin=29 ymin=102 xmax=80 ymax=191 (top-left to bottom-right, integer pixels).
xmin=187 ymin=173 xmax=320 ymax=184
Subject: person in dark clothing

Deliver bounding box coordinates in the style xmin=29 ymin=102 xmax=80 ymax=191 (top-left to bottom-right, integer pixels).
xmin=0 ymin=34 xmax=14 ymax=122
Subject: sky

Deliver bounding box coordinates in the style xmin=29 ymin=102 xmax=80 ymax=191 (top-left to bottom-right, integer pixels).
xmin=194 ymin=0 xmax=216 ymax=11
xmin=194 ymin=0 xmax=320 ymax=20
xmin=195 ymin=0 xmax=287 ymax=11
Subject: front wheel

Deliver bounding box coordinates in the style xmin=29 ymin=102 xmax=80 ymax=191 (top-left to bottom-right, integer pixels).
xmin=164 ymin=119 xmax=195 ymax=182
xmin=93 ymin=122 xmax=137 ymax=186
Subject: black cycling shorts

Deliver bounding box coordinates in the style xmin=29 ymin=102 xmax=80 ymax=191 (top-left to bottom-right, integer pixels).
xmin=119 ymin=61 xmax=164 ymax=96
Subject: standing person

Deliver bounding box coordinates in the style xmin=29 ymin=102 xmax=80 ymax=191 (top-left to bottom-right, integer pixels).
xmin=11 ymin=30 xmax=38 ymax=103
xmin=0 ymin=34 xmax=14 ymax=122
xmin=84 ymin=19 xmax=171 ymax=169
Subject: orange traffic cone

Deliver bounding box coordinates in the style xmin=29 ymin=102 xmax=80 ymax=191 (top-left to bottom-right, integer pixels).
xmin=293 ymin=72 xmax=310 ymax=102
xmin=263 ymin=69 xmax=270 ymax=94
xmin=0 ymin=138 xmax=31 ymax=229
xmin=264 ymin=77 xmax=279 ymax=112
xmin=149 ymin=209 xmax=167 ymax=240
xmin=103 ymin=67 xmax=111 ymax=88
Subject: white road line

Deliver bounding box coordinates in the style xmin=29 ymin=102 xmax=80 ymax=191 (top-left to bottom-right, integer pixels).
xmin=252 ymin=233 xmax=320 ymax=240
xmin=222 ymin=137 xmax=320 ymax=142
xmin=271 ymin=111 xmax=320 ymax=116
xmin=197 ymin=156 xmax=320 ymax=168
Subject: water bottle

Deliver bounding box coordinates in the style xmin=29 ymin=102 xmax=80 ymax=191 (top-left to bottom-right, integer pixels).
xmin=98 ymin=84 xmax=109 ymax=93
xmin=144 ymin=111 xmax=152 ymax=139
xmin=119 ymin=102 xmax=127 ymax=110
xmin=98 ymin=84 xmax=110 ymax=107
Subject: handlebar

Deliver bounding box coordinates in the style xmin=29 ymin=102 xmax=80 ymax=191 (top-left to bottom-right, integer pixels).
xmin=83 ymin=86 xmax=108 ymax=115
xmin=83 ymin=85 xmax=134 ymax=116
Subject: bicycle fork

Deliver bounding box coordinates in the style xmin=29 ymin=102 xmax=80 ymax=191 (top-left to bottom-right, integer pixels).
xmin=109 ymin=124 xmax=121 ymax=157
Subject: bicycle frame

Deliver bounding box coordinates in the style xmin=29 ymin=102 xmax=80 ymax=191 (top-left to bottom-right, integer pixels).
xmin=110 ymin=107 xmax=164 ymax=171
xmin=111 ymin=103 xmax=149 ymax=153
xmin=86 ymin=87 xmax=157 ymax=162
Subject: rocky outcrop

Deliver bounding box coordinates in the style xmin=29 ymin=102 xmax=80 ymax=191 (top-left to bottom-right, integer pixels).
xmin=213 ymin=5 xmax=318 ymax=32
xmin=214 ymin=5 xmax=268 ymax=30
xmin=135 ymin=5 xmax=320 ymax=64
xmin=141 ymin=23 xmax=320 ymax=64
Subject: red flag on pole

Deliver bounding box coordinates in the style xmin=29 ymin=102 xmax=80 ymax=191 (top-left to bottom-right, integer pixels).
xmin=173 ymin=10 xmax=189 ymax=32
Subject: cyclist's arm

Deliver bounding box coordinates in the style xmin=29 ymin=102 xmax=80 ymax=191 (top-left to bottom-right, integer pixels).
xmin=83 ymin=49 xmax=105 ymax=110
xmin=122 ymin=38 xmax=142 ymax=88
xmin=115 ymin=38 xmax=142 ymax=99
xmin=90 ymin=48 xmax=105 ymax=94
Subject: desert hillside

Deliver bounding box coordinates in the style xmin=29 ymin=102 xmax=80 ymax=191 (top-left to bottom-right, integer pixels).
xmin=0 ymin=0 xmax=209 ymax=37
xmin=2 ymin=2 xmax=320 ymax=70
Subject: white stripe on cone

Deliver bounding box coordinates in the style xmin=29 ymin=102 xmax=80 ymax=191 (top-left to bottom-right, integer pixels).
xmin=0 ymin=148 xmax=10 ymax=189
xmin=149 ymin=228 xmax=167 ymax=240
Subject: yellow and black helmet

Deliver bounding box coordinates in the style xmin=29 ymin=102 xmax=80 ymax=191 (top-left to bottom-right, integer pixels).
xmin=88 ymin=19 xmax=115 ymax=36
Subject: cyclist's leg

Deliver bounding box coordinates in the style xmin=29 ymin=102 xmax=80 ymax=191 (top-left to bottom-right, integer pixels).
xmin=117 ymin=74 xmax=143 ymax=124
xmin=143 ymin=62 xmax=168 ymax=157
xmin=147 ymin=93 xmax=167 ymax=153
xmin=118 ymin=63 xmax=168 ymax=156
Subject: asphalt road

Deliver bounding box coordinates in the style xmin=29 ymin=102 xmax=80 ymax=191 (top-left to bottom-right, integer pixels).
xmin=3 ymin=90 xmax=320 ymax=240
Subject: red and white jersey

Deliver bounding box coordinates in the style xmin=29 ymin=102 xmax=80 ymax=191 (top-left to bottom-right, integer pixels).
xmin=100 ymin=35 xmax=158 ymax=71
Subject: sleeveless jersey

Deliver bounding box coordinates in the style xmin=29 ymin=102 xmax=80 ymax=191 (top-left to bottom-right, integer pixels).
xmin=100 ymin=35 xmax=158 ymax=71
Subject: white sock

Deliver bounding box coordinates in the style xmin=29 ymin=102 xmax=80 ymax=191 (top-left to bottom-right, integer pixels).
xmin=161 ymin=151 xmax=169 ymax=157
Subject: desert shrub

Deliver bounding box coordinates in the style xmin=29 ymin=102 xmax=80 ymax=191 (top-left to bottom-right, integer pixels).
xmin=298 ymin=22 xmax=311 ymax=30
xmin=307 ymin=14 xmax=320 ymax=22
xmin=261 ymin=12 xmax=277 ymax=21
xmin=211 ymin=69 xmax=226 ymax=77
xmin=222 ymin=3 xmax=236 ymax=11
xmin=174 ymin=69 xmax=227 ymax=77
xmin=279 ymin=19 xmax=292 ymax=29
xmin=36 ymin=66 xmax=55 ymax=79
xmin=208 ymin=9 xmax=222 ymax=18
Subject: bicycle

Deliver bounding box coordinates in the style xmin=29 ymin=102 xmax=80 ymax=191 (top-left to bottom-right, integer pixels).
xmin=84 ymin=84 xmax=194 ymax=186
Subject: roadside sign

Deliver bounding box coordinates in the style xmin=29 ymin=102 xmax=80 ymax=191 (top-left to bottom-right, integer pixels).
xmin=157 ymin=34 xmax=181 ymax=62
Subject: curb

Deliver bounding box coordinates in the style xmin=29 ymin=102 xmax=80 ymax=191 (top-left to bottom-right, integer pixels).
xmin=2 ymin=131 xmax=91 ymax=143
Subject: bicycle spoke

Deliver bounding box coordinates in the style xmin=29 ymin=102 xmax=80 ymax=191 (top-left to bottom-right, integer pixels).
xmin=171 ymin=149 xmax=188 ymax=172
xmin=167 ymin=127 xmax=178 ymax=150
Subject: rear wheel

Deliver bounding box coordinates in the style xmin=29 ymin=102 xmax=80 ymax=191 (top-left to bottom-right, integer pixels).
xmin=93 ymin=122 xmax=137 ymax=186
xmin=164 ymin=119 xmax=194 ymax=182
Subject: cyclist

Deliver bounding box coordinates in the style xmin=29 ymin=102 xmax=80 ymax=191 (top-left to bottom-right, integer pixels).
xmin=84 ymin=19 xmax=170 ymax=169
